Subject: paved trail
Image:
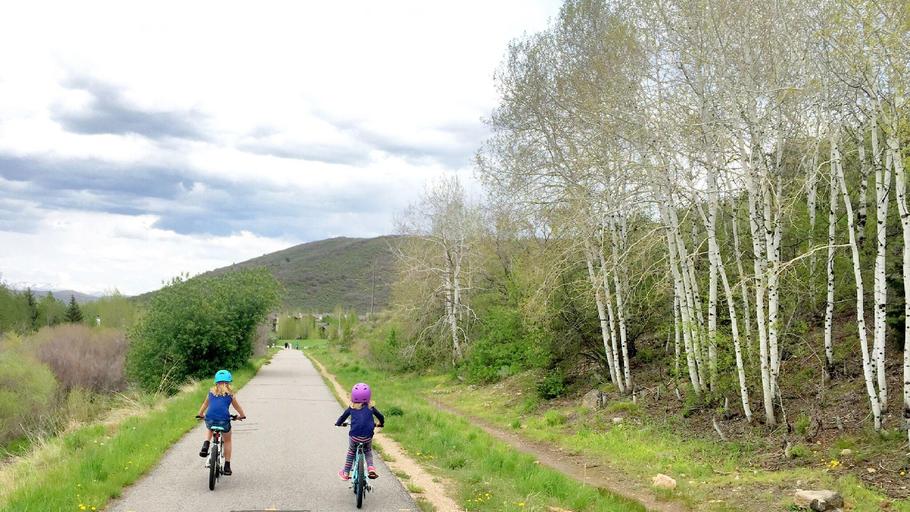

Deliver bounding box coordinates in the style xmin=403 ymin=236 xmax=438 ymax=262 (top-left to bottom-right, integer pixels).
xmin=108 ymin=349 xmax=417 ymax=512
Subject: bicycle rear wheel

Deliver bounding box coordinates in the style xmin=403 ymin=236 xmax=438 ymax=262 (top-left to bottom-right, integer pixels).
xmin=209 ymin=443 xmax=219 ymax=490
xmin=356 ymin=452 xmax=365 ymax=508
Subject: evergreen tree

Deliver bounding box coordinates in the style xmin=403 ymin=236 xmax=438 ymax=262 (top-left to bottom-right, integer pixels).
xmin=25 ymin=288 xmax=38 ymax=330
xmin=64 ymin=295 xmax=83 ymax=323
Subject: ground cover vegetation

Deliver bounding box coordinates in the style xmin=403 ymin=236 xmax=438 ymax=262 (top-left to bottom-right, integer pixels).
xmin=364 ymin=0 xmax=910 ymax=506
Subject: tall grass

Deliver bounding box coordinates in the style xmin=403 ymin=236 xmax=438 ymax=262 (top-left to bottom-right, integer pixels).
xmin=303 ymin=340 xmax=643 ymax=512
xmin=0 ymin=349 xmax=277 ymax=512
xmin=0 ymin=338 xmax=57 ymax=446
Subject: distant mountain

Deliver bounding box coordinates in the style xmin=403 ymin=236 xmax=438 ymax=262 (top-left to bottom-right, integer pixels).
xmin=204 ymin=236 xmax=399 ymax=314
xmin=31 ymin=289 xmax=101 ymax=304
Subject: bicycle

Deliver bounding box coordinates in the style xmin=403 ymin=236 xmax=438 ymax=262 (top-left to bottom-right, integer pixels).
xmin=338 ymin=422 xmax=376 ymax=509
xmin=196 ymin=414 xmax=242 ymax=490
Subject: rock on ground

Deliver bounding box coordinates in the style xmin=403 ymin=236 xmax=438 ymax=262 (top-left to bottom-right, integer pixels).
xmin=793 ymin=489 xmax=844 ymax=511
xmin=581 ymin=389 xmax=604 ymax=409
xmin=651 ymin=474 xmax=677 ymax=490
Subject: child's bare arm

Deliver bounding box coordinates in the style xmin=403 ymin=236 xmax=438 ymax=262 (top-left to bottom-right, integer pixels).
xmin=231 ymin=396 xmax=246 ymax=418
xmin=196 ymin=396 xmax=209 ymax=417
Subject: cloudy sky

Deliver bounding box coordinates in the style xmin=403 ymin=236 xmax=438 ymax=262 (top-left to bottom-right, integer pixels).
xmin=0 ymin=1 xmax=559 ymax=295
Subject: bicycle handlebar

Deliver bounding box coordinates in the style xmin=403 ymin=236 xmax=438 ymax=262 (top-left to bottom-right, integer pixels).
xmin=195 ymin=414 xmax=246 ymax=420
xmin=337 ymin=422 xmax=384 ymax=428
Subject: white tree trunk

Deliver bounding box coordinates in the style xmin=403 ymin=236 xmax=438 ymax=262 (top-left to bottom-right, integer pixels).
xmin=609 ymin=215 xmax=633 ymax=391
xmin=743 ymin=143 xmax=775 ymax=425
xmin=584 ymin=240 xmax=622 ymax=390
xmin=823 ymin=148 xmax=838 ymax=380
xmin=673 ymin=292 xmax=681 ymax=377
xmin=661 ymin=204 xmax=702 ymax=394
xmin=731 ymin=201 xmax=753 ymax=358
xmin=885 ymin=109 xmax=910 ymax=444
xmin=706 ymin=190 xmax=720 ymax=392
xmin=701 ymin=197 xmax=753 ymax=421
xmin=834 ymin=131 xmax=883 ymax=431
xmin=871 ymin=122 xmax=890 ymax=412
xmin=857 ymin=133 xmax=870 ymax=248
xmin=598 ymin=245 xmax=626 ymax=394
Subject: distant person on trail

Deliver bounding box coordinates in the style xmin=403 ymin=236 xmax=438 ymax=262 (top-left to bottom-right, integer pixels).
xmin=196 ymin=370 xmax=246 ymax=475
xmin=334 ymin=382 xmax=384 ymax=481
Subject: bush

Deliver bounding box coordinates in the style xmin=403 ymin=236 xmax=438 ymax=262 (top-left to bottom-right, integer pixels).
xmin=794 ymin=413 xmax=812 ymax=436
xmin=463 ymin=307 xmax=545 ymax=383
xmin=536 ymin=370 xmax=567 ymax=400
xmin=80 ymin=292 xmax=139 ymax=329
xmin=32 ymin=324 xmax=128 ymax=393
xmin=127 ymin=269 xmax=281 ymax=393
xmin=544 ymin=410 xmax=567 ymax=426
xmin=0 ymin=346 xmax=57 ymax=445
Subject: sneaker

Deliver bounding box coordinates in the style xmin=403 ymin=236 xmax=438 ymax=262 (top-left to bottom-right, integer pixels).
xmin=223 ymin=461 xmax=232 ymax=476
xmin=199 ymin=441 xmax=210 ymax=458
xmin=368 ymin=466 xmax=378 ymax=479
xmin=339 ymin=469 xmax=350 ymax=481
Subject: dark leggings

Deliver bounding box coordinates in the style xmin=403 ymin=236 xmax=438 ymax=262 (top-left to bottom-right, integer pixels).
xmin=343 ymin=435 xmax=373 ymax=472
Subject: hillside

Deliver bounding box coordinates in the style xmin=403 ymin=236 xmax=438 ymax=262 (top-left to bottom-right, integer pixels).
xmin=31 ymin=289 xmax=100 ymax=304
xmin=205 ymin=236 xmax=398 ymax=313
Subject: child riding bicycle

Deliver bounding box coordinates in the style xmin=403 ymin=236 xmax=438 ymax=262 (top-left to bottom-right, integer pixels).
xmin=335 ymin=382 xmax=384 ymax=481
xmin=196 ymin=369 xmax=246 ymax=475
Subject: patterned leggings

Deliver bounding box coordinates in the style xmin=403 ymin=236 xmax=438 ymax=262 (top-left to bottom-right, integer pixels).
xmin=343 ymin=435 xmax=374 ymax=472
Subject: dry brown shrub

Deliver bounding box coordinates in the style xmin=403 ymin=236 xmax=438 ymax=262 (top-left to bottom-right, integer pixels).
xmin=31 ymin=324 xmax=128 ymax=393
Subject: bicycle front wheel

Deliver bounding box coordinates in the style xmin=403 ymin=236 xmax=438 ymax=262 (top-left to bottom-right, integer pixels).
xmin=209 ymin=444 xmax=219 ymax=491
xmin=356 ymin=454 xmax=365 ymax=508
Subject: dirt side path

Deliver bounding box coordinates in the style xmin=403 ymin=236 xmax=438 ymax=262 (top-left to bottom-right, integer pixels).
xmin=431 ymin=400 xmax=688 ymax=512
xmin=307 ymin=352 xmax=464 ymax=512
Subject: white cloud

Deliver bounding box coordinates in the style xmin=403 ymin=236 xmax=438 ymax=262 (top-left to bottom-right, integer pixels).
xmin=0 ymin=0 xmax=560 ymax=293
xmin=0 ymin=208 xmax=293 ymax=295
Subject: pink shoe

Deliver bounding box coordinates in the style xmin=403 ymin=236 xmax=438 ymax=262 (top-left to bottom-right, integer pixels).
xmin=368 ymin=466 xmax=378 ymax=479
xmin=339 ymin=469 xmax=350 ymax=481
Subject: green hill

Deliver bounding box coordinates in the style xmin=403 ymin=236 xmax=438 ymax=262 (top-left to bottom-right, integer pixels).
xmin=205 ymin=236 xmax=398 ymax=314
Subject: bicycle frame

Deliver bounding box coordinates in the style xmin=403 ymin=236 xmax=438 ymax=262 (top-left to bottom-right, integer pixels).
xmin=350 ymin=442 xmax=371 ymax=508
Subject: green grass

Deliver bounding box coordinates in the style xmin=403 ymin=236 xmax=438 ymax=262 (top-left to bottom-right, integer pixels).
xmin=302 ymin=339 xmax=645 ymax=512
xmin=0 ymin=348 xmax=278 ymax=512
xmin=441 ymin=372 xmax=910 ymax=512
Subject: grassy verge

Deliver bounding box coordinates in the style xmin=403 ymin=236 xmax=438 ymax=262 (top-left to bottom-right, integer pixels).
xmin=439 ymin=372 xmax=908 ymax=512
xmin=299 ymin=339 xmax=645 ymax=512
xmin=0 ymin=348 xmax=278 ymax=512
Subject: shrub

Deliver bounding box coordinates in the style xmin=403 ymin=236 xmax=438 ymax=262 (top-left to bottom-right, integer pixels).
xmin=536 ymin=370 xmax=567 ymax=400
xmin=32 ymin=324 xmax=128 ymax=393
xmin=544 ymin=410 xmax=567 ymax=426
xmin=794 ymin=413 xmax=812 ymax=436
xmin=788 ymin=443 xmax=811 ymax=459
xmin=127 ymin=269 xmax=281 ymax=393
xmin=387 ymin=405 xmax=404 ymax=416
xmin=0 ymin=347 xmax=57 ymax=444
xmin=462 ymin=307 xmax=545 ymax=384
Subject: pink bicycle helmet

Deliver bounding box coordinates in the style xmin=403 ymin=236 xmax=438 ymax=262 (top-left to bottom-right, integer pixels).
xmin=351 ymin=382 xmax=371 ymax=404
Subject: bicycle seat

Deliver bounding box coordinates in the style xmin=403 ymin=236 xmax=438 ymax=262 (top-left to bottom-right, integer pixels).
xmin=210 ymin=426 xmax=226 ymax=431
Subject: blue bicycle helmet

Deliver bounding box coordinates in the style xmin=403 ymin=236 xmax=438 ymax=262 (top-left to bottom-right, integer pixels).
xmin=214 ymin=369 xmax=233 ymax=383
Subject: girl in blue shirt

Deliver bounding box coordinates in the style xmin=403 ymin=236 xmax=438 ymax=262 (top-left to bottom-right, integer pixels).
xmin=196 ymin=369 xmax=246 ymax=475
xmin=335 ymin=382 xmax=384 ymax=480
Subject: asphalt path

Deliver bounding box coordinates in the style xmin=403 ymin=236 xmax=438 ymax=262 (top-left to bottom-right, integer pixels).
xmin=107 ymin=349 xmax=417 ymax=512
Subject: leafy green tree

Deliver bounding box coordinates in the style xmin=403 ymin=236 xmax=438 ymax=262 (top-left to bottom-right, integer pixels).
xmin=64 ymin=295 xmax=83 ymax=323
xmin=36 ymin=292 xmax=66 ymax=327
xmin=80 ymin=291 xmax=138 ymax=329
xmin=127 ymin=268 xmax=281 ymax=393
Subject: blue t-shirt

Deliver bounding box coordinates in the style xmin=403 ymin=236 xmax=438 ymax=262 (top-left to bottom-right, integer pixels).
xmin=205 ymin=392 xmax=233 ymax=421
xmin=335 ymin=406 xmax=385 ymax=438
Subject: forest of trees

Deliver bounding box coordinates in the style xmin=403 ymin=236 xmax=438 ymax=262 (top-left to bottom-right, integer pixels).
xmin=387 ymin=0 xmax=910 ymax=443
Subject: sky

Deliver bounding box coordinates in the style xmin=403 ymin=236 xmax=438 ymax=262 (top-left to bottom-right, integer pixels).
xmin=0 ymin=0 xmax=560 ymax=295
